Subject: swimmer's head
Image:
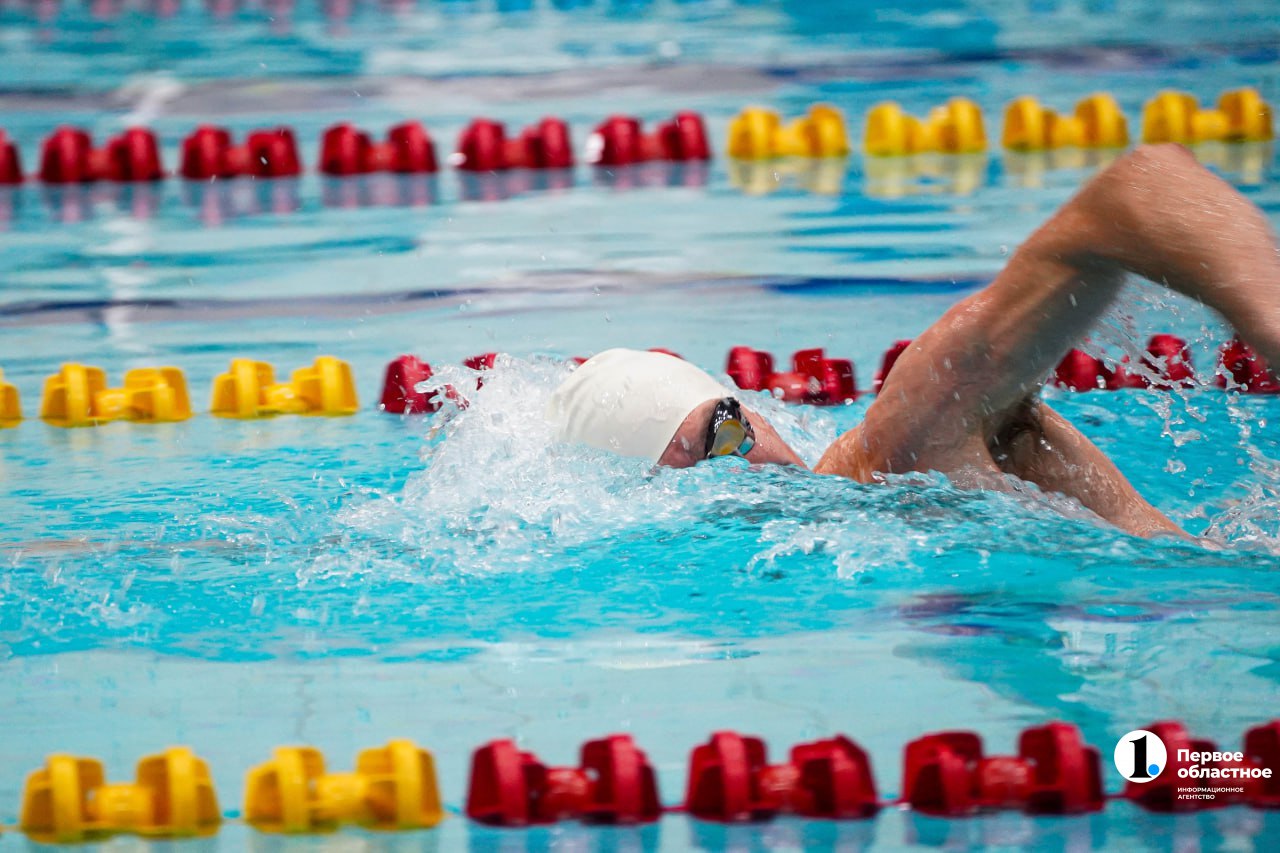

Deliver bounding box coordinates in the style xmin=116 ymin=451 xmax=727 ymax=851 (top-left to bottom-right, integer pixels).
xmin=545 ymin=348 xmax=805 ymax=468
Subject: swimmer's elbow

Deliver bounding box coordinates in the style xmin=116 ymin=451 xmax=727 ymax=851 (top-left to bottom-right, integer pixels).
xmin=1091 ymin=143 xmax=1200 ymax=202
xmin=1074 ymin=143 xmax=1216 ymax=245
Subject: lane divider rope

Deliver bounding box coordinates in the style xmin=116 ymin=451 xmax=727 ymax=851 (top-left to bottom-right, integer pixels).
xmin=0 ymin=88 xmax=1270 ymax=189
xmin=6 ymin=720 xmax=1280 ymax=841
xmin=0 ymin=333 xmax=1277 ymax=429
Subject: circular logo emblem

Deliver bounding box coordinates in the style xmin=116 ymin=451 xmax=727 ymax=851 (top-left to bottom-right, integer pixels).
xmin=1114 ymin=730 xmax=1167 ymax=783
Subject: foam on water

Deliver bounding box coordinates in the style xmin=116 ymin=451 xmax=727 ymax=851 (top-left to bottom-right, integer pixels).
xmin=321 ymin=355 xmax=838 ymax=575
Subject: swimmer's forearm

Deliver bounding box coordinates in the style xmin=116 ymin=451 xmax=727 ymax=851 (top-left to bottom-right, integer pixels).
xmin=1059 ymin=143 xmax=1280 ymax=365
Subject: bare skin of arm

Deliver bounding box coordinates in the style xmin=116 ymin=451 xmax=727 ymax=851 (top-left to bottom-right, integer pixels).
xmin=816 ymin=143 xmax=1280 ymax=537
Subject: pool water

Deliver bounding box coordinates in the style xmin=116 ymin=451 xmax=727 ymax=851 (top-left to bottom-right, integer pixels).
xmin=1 ymin=1 xmax=1280 ymax=850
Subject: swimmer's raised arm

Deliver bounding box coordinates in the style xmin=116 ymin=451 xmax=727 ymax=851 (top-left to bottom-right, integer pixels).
xmin=822 ymin=143 xmax=1280 ymax=480
xmin=818 ymin=143 xmax=1279 ymax=536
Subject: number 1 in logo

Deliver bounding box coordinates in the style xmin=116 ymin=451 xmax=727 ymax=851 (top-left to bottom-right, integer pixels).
xmin=1114 ymin=730 xmax=1167 ymax=783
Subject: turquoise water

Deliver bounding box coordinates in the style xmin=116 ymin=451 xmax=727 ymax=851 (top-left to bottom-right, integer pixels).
xmin=2 ymin=1 xmax=1280 ymax=850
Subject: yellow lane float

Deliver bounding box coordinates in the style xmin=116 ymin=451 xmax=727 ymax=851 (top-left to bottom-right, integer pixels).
xmin=0 ymin=368 xmax=20 ymax=424
xmin=1002 ymin=93 xmax=1129 ymax=150
xmin=244 ymin=740 xmax=443 ymax=833
xmin=210 ymin=356 xmax=357 ymax=418
xmin=864 ymin=98 xmax=986 ymax=156
xmin=40 ymin=364 xmax=191 ymax=427
xmin=20 ymin=748 xmax=220 ymax=843
xmin=727 ymin=104 xmax=851 ymax=159
xmin=1142 ymin=87 xmax=1273 ymax=144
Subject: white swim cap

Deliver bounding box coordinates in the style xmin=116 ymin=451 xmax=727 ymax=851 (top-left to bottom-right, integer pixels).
xmin=546 ymin=348 xmax=731 ymax=462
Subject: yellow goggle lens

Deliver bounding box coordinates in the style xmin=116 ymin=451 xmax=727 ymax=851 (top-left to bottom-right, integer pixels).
xmin=709 ymin=420 xmax=748 ymax=457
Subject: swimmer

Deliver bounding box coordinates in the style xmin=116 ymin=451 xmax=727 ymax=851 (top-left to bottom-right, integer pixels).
xmin=547 ymin=145 xmax=1280 ymax=538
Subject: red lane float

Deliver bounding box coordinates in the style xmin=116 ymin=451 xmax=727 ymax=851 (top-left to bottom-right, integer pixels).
xmin=381 ymin=353 xmax=494 ymax=413
xmin=868 ymin=336 xmax=1201 ymax=397
xmin=466 ymin=735 xmax=660 ymax=826
xmin=726 ymin=346 xmax=775 ymax=391
xmin=463 ymin=352 xmax=498 ymax=390
xmin=1118 ymin=720 xmax=1280 ymax=812
xmin=180 ymin=125 xmax=301 ymax=179
xmin=901 ymin=722 xmax=1103 ymax=817
xmin=454 ymin=118 xmax=574 ymax=172
xmin=381 ymin=333 xmax=1260 ymax=420
xmin=319 ymin=121 xmax=438 ymax=175
xmin=0 ymin=130 xmax=23 ymax=184
xmin=1139 ymin=333 xmax=1195 ymax=386
xmin=1109 ymin=333 xmax=1196 ymax=389
xmin=380 ymin=355 xmax=442 ymax=415
xmin=38 ymin=126 xmax=164 ymax=183
xmin=588 ymin=112 xmax=711 ymax=166
xmin=1121 ymin=721 xmax=1236 ymax=812
xmin=1243 ymin=721 xmax=1280 ymax=807
xmin=1216 ymin=336 xmax=1280 ymax=393
xmin=873 ymin=339 xmax=911 ymax=394
xmin=684 ymin=731 xmax=879 ymax=822
xmin=725 ymin=346 xmax=857 ymax=405
xmin=1053 ymin=349 xmax=1111 ymax=391
xmin=1052 ymin=335 xmax=1196 ymax=391
xmin=463 ymin=353 xmax=498 ymax=372
xmin=685 ymin=732 xmax=775 ymax=821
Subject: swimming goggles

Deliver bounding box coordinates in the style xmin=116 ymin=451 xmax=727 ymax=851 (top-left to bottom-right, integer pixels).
xmin=703 ymin=397 xmax=756 ymax=459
